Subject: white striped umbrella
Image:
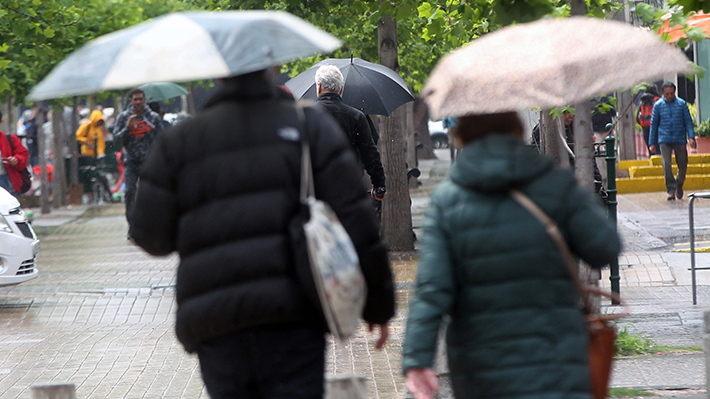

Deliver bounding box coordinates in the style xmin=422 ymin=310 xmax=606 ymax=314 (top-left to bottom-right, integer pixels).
xmin=28 ymin=10 xmax=341 ymax=101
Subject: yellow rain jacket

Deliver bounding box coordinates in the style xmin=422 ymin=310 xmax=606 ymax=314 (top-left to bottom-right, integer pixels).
xmin=76 ymin=110 xmax=106 ymax=157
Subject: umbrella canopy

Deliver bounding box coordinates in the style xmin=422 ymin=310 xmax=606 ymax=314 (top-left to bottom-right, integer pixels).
xmin=658 ymin=12 xmax=710 ymax=43
xmin=284 ymin=58 xmax=414 ymax=116
xmin=423 ymin=17 xmax=692 ymax=120
xmin=139 ymin=82 xmax=188 ymax=103
xmin=28 ymin=10 xmax=341 ymax=101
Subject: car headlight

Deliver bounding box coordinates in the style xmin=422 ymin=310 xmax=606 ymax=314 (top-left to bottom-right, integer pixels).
xmin=0 ymin=215 xmax=13 ymax=233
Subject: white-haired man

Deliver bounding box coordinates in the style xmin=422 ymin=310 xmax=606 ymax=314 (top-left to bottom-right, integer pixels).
xmin=315 ymin=65 xmax=386 ymax=202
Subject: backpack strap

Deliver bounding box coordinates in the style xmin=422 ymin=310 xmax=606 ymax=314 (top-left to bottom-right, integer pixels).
xmin=5 ymin=134 xmax=13 ymax=155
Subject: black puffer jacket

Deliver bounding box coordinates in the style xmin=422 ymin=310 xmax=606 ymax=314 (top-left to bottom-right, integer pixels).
xmin=130 ymin=74 xmax=395 ymax=353
xmin=316 ymin=93 xmax=386 ymax=188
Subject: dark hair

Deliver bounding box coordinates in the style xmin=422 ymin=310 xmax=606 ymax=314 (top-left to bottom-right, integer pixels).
xmin=129 ymin=88 xmax=145 ymax=99
xmin=661 ymin=82 xmax=676 ymax=92
xmin=148 ymin=102 xmax=160 ymax=114
xmin=646 ymin=84 xmax=661 ymax=97
xmin=453 ymin=112 xmax=524 ymax=144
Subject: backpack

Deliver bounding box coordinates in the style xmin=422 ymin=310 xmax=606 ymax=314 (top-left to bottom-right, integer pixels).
xmin=638 ymin=96 xmax=659 ymax=129
xmin=6 ymin=134 xmax=32 ymax=194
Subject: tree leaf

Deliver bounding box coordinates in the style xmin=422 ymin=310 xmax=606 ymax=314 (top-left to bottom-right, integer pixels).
xmin=418 ymin=2 xmax=433 ymax=19
xmin=43 ymin=27 xmax=55 ymax=38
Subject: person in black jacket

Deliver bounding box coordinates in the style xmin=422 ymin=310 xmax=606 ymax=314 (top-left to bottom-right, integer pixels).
xmin=129 ymin=69 xmax=395 ymax=399
xmin=315 ymin=65 xmax=387 ymax=201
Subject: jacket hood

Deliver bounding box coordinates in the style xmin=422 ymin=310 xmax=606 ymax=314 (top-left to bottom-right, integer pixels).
xmin=90 ymin=110 xmax=103 ymax=127
xmin=450 ymin=133 xmax=554 ymax=193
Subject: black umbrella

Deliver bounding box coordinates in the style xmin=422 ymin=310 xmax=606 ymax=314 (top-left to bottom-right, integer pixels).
xmin=284 ymin=57 xmax=414 ymax=116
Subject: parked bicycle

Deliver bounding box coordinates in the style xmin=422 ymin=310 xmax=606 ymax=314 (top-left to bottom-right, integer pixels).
xmin=78 ymin=160 xmax=114 ymax=204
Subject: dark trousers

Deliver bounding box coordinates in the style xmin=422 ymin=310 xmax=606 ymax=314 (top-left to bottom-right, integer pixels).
xmin=196 ymin=324 xmax=326 ymax=399
xmin=642 ymin=127 xmax=654 ymax=155
xmin=660 ymin=142 xmax=688 ymax=194
xmin=124 ymin=161 xmax=142 ymax=224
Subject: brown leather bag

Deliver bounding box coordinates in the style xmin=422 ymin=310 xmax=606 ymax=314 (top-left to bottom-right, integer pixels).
xmin=511 ymin=190 xmax=628 ymax=399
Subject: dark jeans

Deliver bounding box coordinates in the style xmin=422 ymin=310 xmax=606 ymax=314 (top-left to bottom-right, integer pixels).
xmin=660 ymin=142 xmax=688 ymax=194
xmin=197 ymin=324 xmax=326 ymax=399
xmin=124 ymin=161 xmax=143 ymax=224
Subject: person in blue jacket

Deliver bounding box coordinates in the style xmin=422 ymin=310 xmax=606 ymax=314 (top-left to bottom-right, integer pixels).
xmin=649 ymin=82 xmax=696 ymax=201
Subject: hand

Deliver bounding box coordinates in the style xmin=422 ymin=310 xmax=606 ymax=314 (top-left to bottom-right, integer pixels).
xmin=371 ymin=187 xmax=386 ymax=201
xmin=689 ymin=138 xmax=697 ymax=149
xmin=368 ymin=323 xmax=389 ymax=350
xmin=649 ymin=144 xmax=656 ymax=154
xmin=406 ymin=368 xmax=439 ymax=399
xmin=127 ymin=114 xmax=137 ymax=130
xmin=7 ymin=156 xmax=17 ymax=166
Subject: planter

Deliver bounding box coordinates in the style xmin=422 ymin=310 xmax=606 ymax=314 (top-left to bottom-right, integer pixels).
xmin=696 ymin=137 xmax=710 ymax=153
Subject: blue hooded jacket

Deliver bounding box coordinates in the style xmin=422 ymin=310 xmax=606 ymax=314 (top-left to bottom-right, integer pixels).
xmin=649 ymin=96 xmax=694 ymax=145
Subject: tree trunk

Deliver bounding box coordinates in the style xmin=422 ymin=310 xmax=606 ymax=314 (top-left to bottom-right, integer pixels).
xmin=52 ymin=104 xmax=67 ymax=207
xmin=36 ymin=103 xmax=50 ymax=214
xmin=617 ymin=91 xmax=636 ymax=160
xmin=405 ymin=102 xmax=419 ymax=188
xmin=5 ymin=94 xmax=14 ymax=135
xmin=70 ymin=97 xmax=79 ymax=185
xmin=574 ymin=101 xmax=595 ymax=191
xmin=542 ymin=109 xmax=562 ymax=164
xmin=187 ymin=85 xmax=197 ymax=115
xmin=413 ymin=99 xmax=436 ymax=160
xmin=378 ymin=0 xmax=414 ymax=251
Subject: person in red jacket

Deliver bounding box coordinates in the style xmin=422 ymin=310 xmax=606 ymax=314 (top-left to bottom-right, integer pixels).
xmin=0 ymin=110 xmax=29 ymax=197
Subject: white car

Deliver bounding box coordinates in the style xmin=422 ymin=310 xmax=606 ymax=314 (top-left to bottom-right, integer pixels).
xmin=0 ymin=188 xmax=39 ymax=286
xmin=428 ymin=120 xmax=449 ymax=149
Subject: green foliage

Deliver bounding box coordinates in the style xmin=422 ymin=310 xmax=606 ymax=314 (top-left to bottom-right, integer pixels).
xmin=688 ymin=103 xmax=699 ymax=127
xmin=615 ymin=326 xmax=657 ymax=356
xmin=695 ymin=118 xmax=710 ymax=137
xmin=608 ymin=388 xmax=657 ymax=397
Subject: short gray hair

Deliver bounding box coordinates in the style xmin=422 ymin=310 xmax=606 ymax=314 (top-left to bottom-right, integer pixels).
xmin=315 ymin=65 xmax=344 ymax=93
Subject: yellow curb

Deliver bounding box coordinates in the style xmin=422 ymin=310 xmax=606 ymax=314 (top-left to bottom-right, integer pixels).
xmin=672 ymin=247 xmax=710 ymax=252
xmin=617 ymin=175 xmax=710 ymax=193
xmin=618 ymin=159 xmax=652 ymax=170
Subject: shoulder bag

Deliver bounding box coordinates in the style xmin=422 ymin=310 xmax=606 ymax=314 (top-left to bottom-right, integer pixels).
xmin=510 ymin=189 xmax=628 ymax=399
xmin=290 ymin=106 xmax=367 ymax=341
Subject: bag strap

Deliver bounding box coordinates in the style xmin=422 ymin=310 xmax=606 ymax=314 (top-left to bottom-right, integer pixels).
xmin=295 ymin=106 xmax=315 ymax=203
xmin=510 ymin=189 xmax=629 ymax=321
xmin=509 ymin=189 xmax=592 ymax=312
xmin=5 ymin=134 xmax=13 ymax=155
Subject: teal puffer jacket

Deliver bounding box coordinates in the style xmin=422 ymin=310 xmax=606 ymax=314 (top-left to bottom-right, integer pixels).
xmin=402 ymin=133 xmax=621 ymax=399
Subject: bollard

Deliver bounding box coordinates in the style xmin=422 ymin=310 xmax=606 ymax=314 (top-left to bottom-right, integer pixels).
xmin=605 ymin=135 xmax=620 ymax=303
xmin=325 ymin=375 xmax=366 ymax=399
xmin=704 ymin=311 xmax=710 ymax=397
xmin=31 ymin=383 xmax=76 ymax=399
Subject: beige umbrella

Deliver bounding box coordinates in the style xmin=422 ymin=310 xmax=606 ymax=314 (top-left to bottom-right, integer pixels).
xmin=423 ymin=16 xmax=691 ymax=120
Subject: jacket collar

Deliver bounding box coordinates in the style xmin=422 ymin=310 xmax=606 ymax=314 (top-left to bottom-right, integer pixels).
xmin=204 ymin=73 xmax=278 ymax=110
xmin=317 ymin=92 xmax=343 ymax=103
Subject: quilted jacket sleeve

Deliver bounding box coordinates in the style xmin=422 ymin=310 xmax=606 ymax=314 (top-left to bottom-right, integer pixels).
xmin=401 ymin=191 xmax=456 ymax=374
xmin=561 ymin=177 xmax=621 ymax=268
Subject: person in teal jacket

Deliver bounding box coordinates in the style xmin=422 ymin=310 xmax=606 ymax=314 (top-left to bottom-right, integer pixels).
xmin=402 ymin=112 xmax=621 ymax=399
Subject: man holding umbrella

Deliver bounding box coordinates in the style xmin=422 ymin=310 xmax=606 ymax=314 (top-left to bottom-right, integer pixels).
xmin=315 ymin=65 xmax=387 ymax=202
xmin=113 ymin=88 xmax=163 ymax=233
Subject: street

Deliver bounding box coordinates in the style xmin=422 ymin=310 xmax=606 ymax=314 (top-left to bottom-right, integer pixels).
xmin=3 ymin=151 xmax=710 ymax=398
xmin=0 ymin=204 xmax=413 ymax=399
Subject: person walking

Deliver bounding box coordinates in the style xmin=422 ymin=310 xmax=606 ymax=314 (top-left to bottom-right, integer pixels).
xmin=0 ymin=110 xmax=29 ymax=197
xmin=129 ymin=69 xmax=395 ymax=399
xmin=75 ymin=110 xmax=106 ymax=159
xmin=113 ymin=88 xmax=163 ymax=234
xmin=649 ymin=82 xmax=696 ymax=201
xmin=637 ymin=84 xmax=661 ymax=155
xmin=315 ymin=65 xmax=387 ymax=202
xmin=402 ymin=112 xmax=621 ymax=399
